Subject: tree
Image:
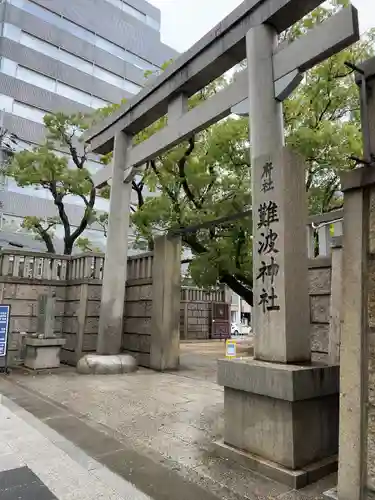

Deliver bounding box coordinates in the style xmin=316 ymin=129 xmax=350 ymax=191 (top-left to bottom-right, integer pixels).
xmin=129 ymin=1 xmax=375 ymax=306
xmin=284 ymin=1 xmax=375 ymax=213
xmin=7 ymin=113 xmax=102 ymax=255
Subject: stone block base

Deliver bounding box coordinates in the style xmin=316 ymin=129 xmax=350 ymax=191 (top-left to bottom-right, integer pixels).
xmin=217 ymin=358 xmax=339 ymax=487
xmin=214 ymin=441 xmax=337 ymax=489
xmin=24 ymin=338 xmax=66 ymax=370
xmin=77 ymin=354 xmax=138 ymax=375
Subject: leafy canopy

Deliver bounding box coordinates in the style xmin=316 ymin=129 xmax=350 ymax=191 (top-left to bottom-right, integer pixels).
xmin=7 ymin=112 xmax=102 ymax=254
xmin=129 ymin=0 xmax=374 ymax=305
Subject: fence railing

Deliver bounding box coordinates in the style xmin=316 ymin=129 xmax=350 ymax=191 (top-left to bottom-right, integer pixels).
xmin=181 ymin=286 xmax=226 ymax=302
xmin=0 ymin=249 xmax=157 ymax=282
xmin=127 ymin=253 xmax=154 ymax=281
xmin=306 ymin=209 xmax=343 ymax=259
xmin=1 ymin=210 xmax=343 ymax=281
xmin=0 ymin=249 xmax=70 ymax=280
xmin=67 ymin=254 xmax=105 ymax=280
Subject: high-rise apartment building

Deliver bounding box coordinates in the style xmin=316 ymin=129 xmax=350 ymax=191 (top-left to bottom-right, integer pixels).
xmin=0 ymin=0 xmax=177 ymax=251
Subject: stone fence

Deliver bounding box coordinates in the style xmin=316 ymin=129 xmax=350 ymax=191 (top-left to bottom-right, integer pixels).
xmin=180 ymin=286 xmax=227 ymax=341
xmin=0 ymin=247 xmax=160 ymax=366
xmin=0 ymin=241 xmax=227 ymax=367
xmin=0 ymin=210 xmax=344 ymax=366
xmin=306 ymin=210 xmax=343 ymax=362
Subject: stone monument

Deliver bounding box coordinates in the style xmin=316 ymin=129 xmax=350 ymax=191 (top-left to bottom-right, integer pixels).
xmin=24 ymin=291 xmax=66 ymax=370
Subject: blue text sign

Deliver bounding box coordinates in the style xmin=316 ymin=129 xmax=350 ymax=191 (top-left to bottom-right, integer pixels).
xmin=0 ymin=305 xmax=11 ymax=358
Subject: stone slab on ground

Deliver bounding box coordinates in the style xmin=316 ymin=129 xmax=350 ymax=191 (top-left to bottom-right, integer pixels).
xmin=0 ymin=466 xmax=57 ymax=500
xmin=0 ymin=393 xmax=151 ymax=500
xmin=0 ymin=344 xmax=337 ymax=500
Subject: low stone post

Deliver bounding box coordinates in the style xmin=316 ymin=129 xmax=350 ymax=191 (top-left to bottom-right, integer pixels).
xmin=150 ymin=235 xmax=181 ymax=371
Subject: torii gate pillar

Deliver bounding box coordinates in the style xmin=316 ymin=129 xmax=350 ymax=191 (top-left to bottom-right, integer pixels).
xmin=217 ymin=23 xmax=340 ymax=489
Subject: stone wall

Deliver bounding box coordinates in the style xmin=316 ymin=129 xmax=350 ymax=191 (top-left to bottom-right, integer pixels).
xmin=122 ymin=253 xmax=153 ymax=367
xmin=0 ymin=244 xmax=340 ymax=368
xmin=180 ymin=287 xmax=226 ymax=340
xmin=0 ymin=251 xmax=70 ymax=365
xmin=61 ymin=282 xmax=102 ymax=365
xmin=308 ymin=258 xmax=332 ymax=360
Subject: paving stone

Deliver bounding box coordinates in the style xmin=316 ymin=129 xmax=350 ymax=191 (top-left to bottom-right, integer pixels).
xmin=0 ymin=466 xmax=41 ymax=490
xmin=0 ymin=453 xmax=25 ymax=472
xmin=0 ymin=482 xmax=56 ymax=500
xmin=0 ymin=401 xmax=153 ymax=500
xmin=0 ymin=467 xmax=57 ymax=500
xmin=44 ymin=416 xmax=124 ymax=458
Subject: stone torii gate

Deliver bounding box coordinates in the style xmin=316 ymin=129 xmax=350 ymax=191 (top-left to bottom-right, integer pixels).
xmin=83 ymin=0 xmax=359 ymax=487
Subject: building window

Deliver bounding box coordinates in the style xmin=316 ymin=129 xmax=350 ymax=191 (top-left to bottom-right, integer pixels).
xmin=56 ymin=81 xmax=92 ymax=107
xmin=3 ymin=24 xmax=144 ymax=93
xmin=121 ymin=2 xmax=146 ymax=22
xmin=93 ymin=66 xmax=123 ymax=89
xmin=0 ymin=94 xmax=13 ymax=113
xmin=0 ymin=60 xmax=110 ymax=109
xmin=17 ymin=65 xmax=56 ymax=92
xmin=8 ymin=0 xmax=160 ymax=69
xmin=12 ymin=101 xmax=46 ymax=124
xmin=146 ymin=16 xmax=161 ymax=31
xmin=0 ymin=93 xmax=47 ymax=124
xmin=0 ymin=57 xmax=17 ymax=77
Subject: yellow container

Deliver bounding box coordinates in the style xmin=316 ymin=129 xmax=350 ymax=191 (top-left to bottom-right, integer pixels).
xmin=226 ymin=339 xmax=237 ymax=358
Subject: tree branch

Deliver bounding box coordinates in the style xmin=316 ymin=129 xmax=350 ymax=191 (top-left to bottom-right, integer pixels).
xmin=132 ymin=179 xmax=145 ymax=208
xmin=49 ymin=180 xmax=71 ymax=245
xmin=178 ymin=137 xmax=201 ymax=209
xmin=33 ymin=222 xmax=56 ymax=253
xmin=58 ymin=124 xmax=86 ymax=169
xmin=68 ymin=186 xmax=96 ymax=253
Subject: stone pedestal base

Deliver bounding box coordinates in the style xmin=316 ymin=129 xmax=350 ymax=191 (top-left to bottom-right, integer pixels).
xmin=214 ymin=441 xmax=337 ymax=489
xmin=217 ymin=358 xmax=339 ymax=489
xmin=77 ymin=354 xmax=138 ymax=375
xmin=24 ymin=338 xmax=66 ymax=370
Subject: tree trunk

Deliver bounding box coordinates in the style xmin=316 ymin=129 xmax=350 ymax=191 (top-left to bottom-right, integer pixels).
xmin=64 ymin=239 xmax=73 ymax=255
xmin=183 ymin=234 xmax=253 ymax=306
xmin=219 ymin=273 xmax=253 ymax=306
xmin=42 ymin=234 xmax=56 ymax=254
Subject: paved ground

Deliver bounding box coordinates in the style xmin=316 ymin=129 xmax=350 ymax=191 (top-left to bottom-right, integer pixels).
xmin=0 ymin=341 xmax=336 ymax=500
xmin=0 ymin=395 xmax=151 ymax=500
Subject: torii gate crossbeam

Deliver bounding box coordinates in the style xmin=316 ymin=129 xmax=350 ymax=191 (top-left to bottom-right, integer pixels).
xmin=84 ymin=0 xmax=332 ymax=155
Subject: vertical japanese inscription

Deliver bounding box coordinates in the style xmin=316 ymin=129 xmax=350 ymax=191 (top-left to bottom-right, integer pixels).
xmin=256 ymin=161 xmax=280 ymax=313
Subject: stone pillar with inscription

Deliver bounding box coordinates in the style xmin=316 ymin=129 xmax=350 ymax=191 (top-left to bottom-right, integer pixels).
xmin=216 ymin=23 xmax=339 ymax=489
xmin=253 ymin=149 xmax=311 ymax=363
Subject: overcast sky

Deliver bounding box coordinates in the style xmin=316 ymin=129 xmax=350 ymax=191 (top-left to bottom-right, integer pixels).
xmin=149 ymin=0 xmax=373 ymax=52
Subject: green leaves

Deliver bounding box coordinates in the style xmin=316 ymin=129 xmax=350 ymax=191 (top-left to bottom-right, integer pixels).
xmin=8 ymin=111 xmax=102 ymax=254
xmin=8 ymin=145 xmax=93 ymax=197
